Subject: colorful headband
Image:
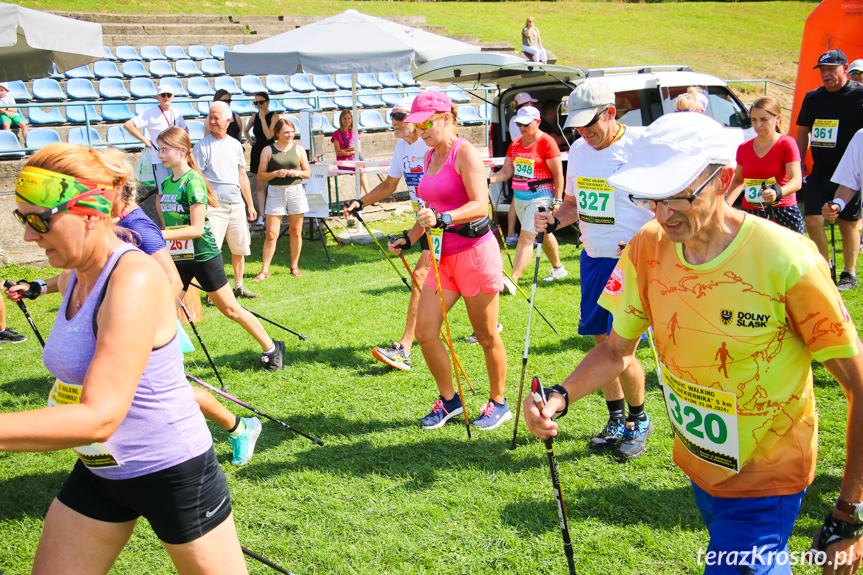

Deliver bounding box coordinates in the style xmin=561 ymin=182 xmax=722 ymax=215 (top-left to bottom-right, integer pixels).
xmin=15 ymin=166 xmax=115 ymax=217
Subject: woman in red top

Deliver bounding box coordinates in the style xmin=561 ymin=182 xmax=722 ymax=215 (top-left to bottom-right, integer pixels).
xmin=726 ymin=96 xmax=804 ymax=233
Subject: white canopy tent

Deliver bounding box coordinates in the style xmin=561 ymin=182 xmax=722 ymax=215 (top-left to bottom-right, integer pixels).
xmin=225 ymin=9 xmax=480 ymax=198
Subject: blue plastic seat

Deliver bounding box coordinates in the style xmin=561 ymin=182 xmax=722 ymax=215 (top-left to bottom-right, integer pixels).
xmin=380 ymin=89 xmax=403 ymax=107
xmin=404 ymin=87 xmax=421 ymax=98
xmin=115 ymin=46 xmax=142 ymax=61
xmin=398 ymin=71 xmax=419 ymax=87
xmin=134 ymin=99 xmax=158 ymax=116
xmin=289 ymin=74 xmax=315 ymax=93
xmin=332 ymin=90 xmax=354 ymax=109
xmin=267 ymin=98 xmax=285 ymax=113
xmin=129 ymin=78 xmax=157 ymax=98
xmin=230 ymin=99 xmax=257 ymax=115
xmin=65 ymin=65 xmax=94 ymax=79
xmin=66 ymin=104 xmax=103 ymax=124
xmin=457 ymin=105 xmax=483 ymax=125
xmin=359 ymin=110 xmax=388 ymax=132
xmin=161 ymin=77 xmax=188 ymax=97
xmin=25 ymin=128 xmax=62 ymax=150
xmin=334 ymin=74 xmax=353 ymax=90
xmin=357 ymin=73 xmax=382 ymax=89
xmin=187 ymin=77 xmax=215 ymax=97
xmin=213 ymin=76 xmax=241 ymax=95
xmin=106 ymin=125 xmax=144 ymax=150
xmin=68 ymin=127 xmax=106 ymax=148
xmin=280 ymin=95 xmax=312 ymax=112
xmin=103 ymin=46 xmax=116 ymax=61
xmin=312 ymin=112 xmax=335 ymax=135
xmin=240 ymin=75 xmax=266 ymax=94
xmin=93 ymin=61 xmax=123 ymax=79
xmin=122 ymin=61 xmax=151 ymax=78
xmin=196 ymin=100 xmax=210 ymax=115
xmin=188 ymin=45 xmax=211 ymax=60
xmin=50 ymin=63 xmax=64 ymax=80
xmin=32 ymin=79 xmax=67 ymax=101
xmin=200 ymin=59 xmax=225 ymax=76
xmin=175 ymin=60 xmax=201 ymax=77
xmin=312 ymin=75 xmax=338 ymax=92
xmin=232 ymin=44 xmax=247 ymax=52
xmin=187 ymin=120 xmax=205 ymax=142
xmin=7 ymin=80 xmax=32 ymax=102
xmin=0 ymin=131 xmax=25 ymax=158
xmin=378 ymin=72 xmax=402 ymax=88
xmin=478 ymin=102 xmax=492 ymax=120
xmin=66 ymin=79 xmax=99 ymax=100
xmin=101 ymin=102 xmax=135 ymax=122
xmin=165 ymin=45 xmax=188 ymax=60
xmin=173 ymin=101 xmax=200 ymax=118
xmin=141 ymin=46 xmax=166 ymax=61
xmin=309 ymin=91 xmax=337 ymax=110
xmin=210 ymin=45 xmax=229 ymax=60
xmin=98 ymin=78 xmax=131 ymax=99
xmin=265 ymin=75 xmax=291 ymax=94
xmin=358 ymin=89 xmax=384 ymax=108
xmin=149 ymin=60 xmax=176 ymax=78
xmin=447 ymin=85 xmax=472 ymax=104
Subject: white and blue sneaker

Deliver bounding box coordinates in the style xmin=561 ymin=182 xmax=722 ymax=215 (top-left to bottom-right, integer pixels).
xmin=472 ymin=399 xmax=512 ymax=430
xmin=616 ymin=415 xmax=653 ymax=460
xmin=420 ymin=394 xmax=463 ymax=429
xmin=230 ymin=417 xmax=262 ymax=465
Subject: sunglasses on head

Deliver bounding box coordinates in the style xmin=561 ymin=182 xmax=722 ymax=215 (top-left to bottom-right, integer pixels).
xmin=13 ymin=188 xmax=108 ymax=233
xmin=158 ymin=93 xmax=173 ymax=98
xmin=391 ymin=112 xmax=409 ymax=122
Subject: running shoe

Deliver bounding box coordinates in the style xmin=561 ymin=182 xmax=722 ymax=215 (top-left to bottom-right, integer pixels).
xmin=234 ymin=285 xmax=260 ymax=299
xmin=542 ymin=265 xmax=569 ymax=283
xmin=616 ymin=416 xmax=653 ymax=460
xmin=505 ymin=236 xmax=519 ymax=247
xmin=837 ymin=271 xmax=858 ymax=292
xmin=230 ymin=416 xmax=262 ymax=465
xmin=261 ymin=340 xmax=285 ymax=371
xmin=464 ymin=322 xmax=504 ymax=344
xmin=501 ymin=276 xmax=517 ymax=296
xmin=472 ymin=399 xmax=512 ymax=430
xmin=588 ymin=416 xmax=625 ymax=451
xmin=372 ymin=341 xmax=412 ymax=371
xmin=420 ymin=394 xmax=464 ymax=429
xmin=0 ymin=328 xmax=26 ymax=344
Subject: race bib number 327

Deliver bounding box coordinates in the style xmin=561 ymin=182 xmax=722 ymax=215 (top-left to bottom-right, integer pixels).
xmin=575 ymin=177 xmax=615 ymax=225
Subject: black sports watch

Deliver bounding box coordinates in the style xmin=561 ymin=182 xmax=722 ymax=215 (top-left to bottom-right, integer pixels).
xmin=813 ymin=513 xmax=863 ymax=551
xmin=546 ymin=384 xmax=569 ymax=419
xmin=837 ymin=499 xmax=863 ymax=523
xmin=436 ymin=212 xmax=452 ymax=228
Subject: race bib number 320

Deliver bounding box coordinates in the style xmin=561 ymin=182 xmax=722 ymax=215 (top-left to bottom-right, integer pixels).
xmin=811 ymin=119 xmax=839 ymax=148
xmin=576 ymin=177 xmax=615 ymax=225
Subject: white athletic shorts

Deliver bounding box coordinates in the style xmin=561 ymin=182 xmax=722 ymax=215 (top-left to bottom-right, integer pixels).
xmin=265 ymin=183 xmax=309 ymax=217
xmin=208 ymin=202 xmax=251 ymax=256
xmin=514 ymin=196 xmax=553 ymax=235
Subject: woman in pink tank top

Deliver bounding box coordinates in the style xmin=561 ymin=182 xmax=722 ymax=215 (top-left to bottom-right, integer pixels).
xmin=392 ymin=91 xmax=511 ymax=431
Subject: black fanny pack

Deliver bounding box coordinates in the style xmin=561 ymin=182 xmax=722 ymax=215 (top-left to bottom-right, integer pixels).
xmin=445 ymin=216 xmax=492 ymax=238
xmin=526 ymin=178 xmax=555 ymax=194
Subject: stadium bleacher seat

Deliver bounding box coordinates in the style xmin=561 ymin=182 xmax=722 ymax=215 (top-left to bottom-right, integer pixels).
xmin=289 ymin=74 xmax=315 ymax=93
xmin=359 ymin=110 xmax=388 ymax=132
xmin=312 ymin=75 xmax=338 ymax=92
xmin=333 ymin=90 xmax=354 ymax=109
xmin=176 ymin=60 xmax=201 ymax=77
xmin=141 ymin=46 xmax=166 ymax=61
xmin=398 ymin=71 xmax=419 ymax=87
xmin=334 ymin=74 xmax=353 ymax=90
xmin=68 ymin=127 xmax=106 ymax=148
xmin=173 ymin=101 xmax=200 ymax=118
xmin=94 ymin=61 xmax=123 ymax=79
xmin=98 ymin=78 xmax=131 ymax=99
xmin=358 ymin=89 xmax=385 ymax=108
xmin=0 ymin=131 xmax=25 ymax=158
xmin=385 ymin=109 xmax=393 ymax=125
xmin=25 ymin=128 xmax=62 ymax=150
xmin=211 ymin=45 xmax=229 ymax=60
xmin=457 ymin=105 xmax=483 ymax=125
xmin=189 ymin=45 xmax=211 ymax=60
xmin=446 ymin=85 xmax=472 ymax=104
xmin=65 ymin=65 xmax=94 ymax=79
xmin=149 ymin=60 xmax=177 ymax=78
xmin=479 ymin=102 xmax=492 ymax=120
xmin=50 ymin=63 xmax=64 ymax=80
xmin=134 ymin=99 xmax=158 ymax=116
xmin=231 ymin=99 xmax=256 ymax=115
xmin=268 ymin=98 xmax=285 ymax=113
xmin=357 ymin=73 xmax=382 ymax=89
xmin=115 ymin=46 xmax=142 ymax=61
xmin=265 ymin=75 xmax=291 ymax=94
xmin=66 ymin=79 xmax=99 ymax=100
xmin=196 ymin=100 xmax=210 ymax=115
xmin=214 ymin=76 xmax=241 ymax=95
xmin=187 ymin=77 xmax=215 ymax=97
xmin=240 ymin=75 xmax=266 ymax=94
xmin=165 ymin=45 xmax=189 ymax=60
xmin=129 ymin=78 xmax=157 ymax=98
xmin=188 ymin=120 xmax=205 ymax=142
xmin=7 ymin=80 xmax=32 ymax=102
xmin=378 ymin=72 xmax=402 ymax=88
xmin=309 ymin=91 xmax=337 ymax=110
xmin=107 ymin=125 xmax=144 ymax=150
xmin=103 ymin=46 xmax=117 ymax=61
xmin=404 ymin=87 xmax=421 ymax=98
xmin=161 ymin=77 xmax=188 ymax=97
xmin=66 ymin=104 xmax=103 ymax=124
xmin=281 ymin=95 xmax=312 ymax=112
xmin=232 ymin=44 xmax=247 ymax=52
xmin=284 ymin=114 xmax=300 ymax=132
xmin=201 ymin=59 xmax=225 ymax=76
xmin=312 ymin=112 xmax=335 ymax=135
xmin=101 ymin=102 xmax=135 ymax=122
xmin=32 ymin=79 xmax=66 ymax=101
xmin=122 ymin=61 xmax=151 ymax=78
xmin=380 ymin=89 xmax=403 ymax=107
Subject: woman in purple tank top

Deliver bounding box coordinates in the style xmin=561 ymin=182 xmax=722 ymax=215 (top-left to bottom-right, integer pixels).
xmin=5 ymin=144 xmax=248 ymax=574
xmin=392 ymin=91 xmax=510 ymax=431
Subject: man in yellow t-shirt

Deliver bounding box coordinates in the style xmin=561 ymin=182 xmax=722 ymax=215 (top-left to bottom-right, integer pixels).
xmin=524 ymin=113 xmax=863 ymax=574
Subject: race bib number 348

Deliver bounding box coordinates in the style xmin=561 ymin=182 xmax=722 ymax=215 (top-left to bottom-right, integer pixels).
xmin=576 ymin=177 xmax=615 ymax=225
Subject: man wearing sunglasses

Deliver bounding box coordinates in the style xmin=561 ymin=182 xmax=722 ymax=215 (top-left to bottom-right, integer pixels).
xmin=124 ymin=83 xmax=188 ymax=200
xmin=535 ymin=80 xmax=654 ymax=460
xmin=526 ymin=111 xmax=863 ymax=575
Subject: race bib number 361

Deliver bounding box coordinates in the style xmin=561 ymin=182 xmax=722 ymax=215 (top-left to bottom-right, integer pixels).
xmin=811 ymin=119 xmax=839 ymax=148
xmin=576 ymin=177 xmax=615 ymax=225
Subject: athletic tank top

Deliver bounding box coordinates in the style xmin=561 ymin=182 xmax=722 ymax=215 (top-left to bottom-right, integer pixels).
xmin=267 ymin=142 xmax=302 ymax=186
xmin=42 ymin=243 xmax=212 ymax=480
xmin=418 ymin=138 xmax=492 ymax=257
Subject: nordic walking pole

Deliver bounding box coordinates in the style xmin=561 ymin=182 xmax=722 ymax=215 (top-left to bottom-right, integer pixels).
xmin=3 ymin=280 xmax=45 ymax=347
xmin=502 ymin=267 xmax=559 ymax=335
xmin=510 ymin=207 xmax=546 ymax=450
xmin=187 ymin=373 xmax=324 ymax=446
xmin=177 ymin=297 xmax=227 ymax=391
xmin=387 ymin=235 xmax=475 ymax=393
xmin=419 ymin=200 xmax=472 ymax=439
xmin=830 ymin=223 xmax=838 ymax=285
xmin=241 ymin=546 xmax=295 ymax=575
xmin=531 ymin=377 xmax=577 ymax=575
xmin=347 ymin=203 xmax=412 ymax=293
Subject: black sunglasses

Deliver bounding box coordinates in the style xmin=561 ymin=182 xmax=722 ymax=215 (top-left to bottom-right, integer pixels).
xmin=391 ymin=112 xmax=408 ymax=122
xmin=254 ymin=100 xmax=267 ymax=105
xmin=580 ymin=107 xmax=609 ymax=129
xmin=221 ymin=98 xmax=232 ymax=103
xmin=158 ymin=93 xmax=173 ymax=98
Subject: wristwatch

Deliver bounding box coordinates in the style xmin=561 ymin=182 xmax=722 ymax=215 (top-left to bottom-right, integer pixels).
xmin=436 ymin=212 xmax=452 ymax=228
xmin=546 ymin=384 xmax=569 ymax=419
xmin=837 ymin=499 xmax=863 ymax=523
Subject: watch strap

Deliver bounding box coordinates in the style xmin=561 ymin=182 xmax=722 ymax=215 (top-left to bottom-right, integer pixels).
xmin=815 ymin=513 xmax=863 ymax=551
xmin=547 ymin=384 xmax=569 ymax=419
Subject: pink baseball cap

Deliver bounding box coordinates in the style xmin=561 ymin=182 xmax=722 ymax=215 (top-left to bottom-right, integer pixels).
xmin=404 ymin=90 xmax=453 ymax=124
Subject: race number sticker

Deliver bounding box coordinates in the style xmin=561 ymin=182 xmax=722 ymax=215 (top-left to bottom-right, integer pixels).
xmin=576 ymin=177 xmax=615 ymax=225
xmin=742 ymin=177 xmax=777 ymax=205
xmin=513 ymin=157 xmax=535 ymax=180
xmin=165 ymin=225 xmax=194 ymax=261
xmin=659 ymin=364 xmax=740 ymax=472
xmin=811 ymin=119 xmax=839 ymax=148
xmin=429 ymin=228 xmax=444 ymax=261
xmin=47 ymin=379 xmax=120 ymax=469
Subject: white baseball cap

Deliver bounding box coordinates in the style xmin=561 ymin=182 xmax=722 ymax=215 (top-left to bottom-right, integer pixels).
xmin=155 ymin=83 xmax=174 ymax=95
xmin=563 ymin=80 xmax=615 ymax=129
xmin=513 ymin=105 xmax=541 ymax=125
xmin=392 ymin=97 xmax=414 ymax=113
xmin=513 ymin=92 xmax=538 ymax=106
xmin=607 ymin=112 xmax=734 ymax=200
xmin=850 ymin=59 xmax=863 ymax=74
xmin=0 ymin=82 xmax=8 ymax=90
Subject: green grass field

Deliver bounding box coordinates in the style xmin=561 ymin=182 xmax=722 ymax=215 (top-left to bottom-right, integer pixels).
xmin=0 ymin=213 xmax=859 ymax=574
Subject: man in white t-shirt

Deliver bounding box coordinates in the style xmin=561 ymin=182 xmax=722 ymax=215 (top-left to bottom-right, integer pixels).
xmin=0 ymin=82 xmax=27 ymax=141
xmin=535 ymin=80 xmax=655 ymax=460
xmin=192 ymin=102 xmax=259 ymax=299
xmin=124 ymin=83 xmax=188 ymax=194
xmin=342 ymin=98 xmax=430 ymax=371
xmin=823 ymin=127 xmax=863 ymax=250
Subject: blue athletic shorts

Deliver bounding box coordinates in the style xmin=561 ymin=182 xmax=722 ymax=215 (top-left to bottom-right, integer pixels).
xmin=578 ymin=251 xmax=617 ymax=336
xmin=692 ymin=482 xmax=805 ymax=574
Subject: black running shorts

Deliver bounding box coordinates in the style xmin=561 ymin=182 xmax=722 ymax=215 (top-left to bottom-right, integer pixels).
xmin=175 ymin=254 xmax=230 ymax=293
xmin=801 ymin=176 xmax=862 ymax=221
